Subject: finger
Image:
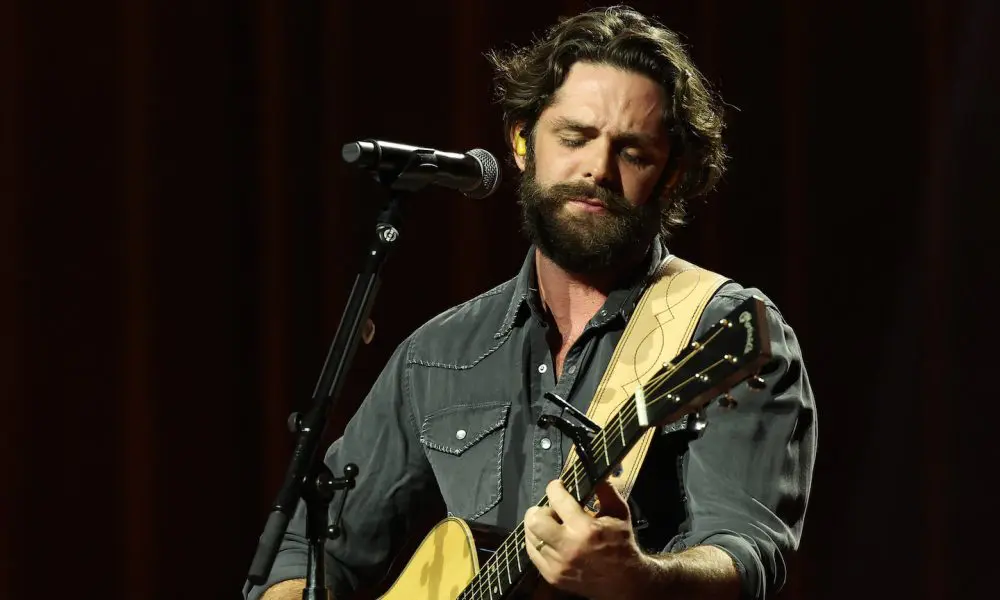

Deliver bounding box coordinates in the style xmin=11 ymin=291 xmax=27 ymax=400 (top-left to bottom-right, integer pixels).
xmin=524 ymin=506 xmax=566 ymax=551
xmin=593 ymin=480 xmax=630 ymax=521
xmin=524 ymin=505 xmax=561 ymax=527
xmin=524 ymin=526 xmax=557 ymax=570
xmin=545 ymin=479 xmax=591 ymax=529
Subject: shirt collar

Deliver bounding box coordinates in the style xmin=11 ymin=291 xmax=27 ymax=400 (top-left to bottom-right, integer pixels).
xmin=496 ymin=237 xmax=669 ymax=338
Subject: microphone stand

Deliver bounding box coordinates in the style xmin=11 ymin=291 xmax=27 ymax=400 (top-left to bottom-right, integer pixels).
xmin=246 ymin=155 xmax=438 ymax=600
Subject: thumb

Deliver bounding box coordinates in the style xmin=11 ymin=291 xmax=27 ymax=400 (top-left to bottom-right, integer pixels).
xmin=593 ymin=480 xmax=630 ymax=521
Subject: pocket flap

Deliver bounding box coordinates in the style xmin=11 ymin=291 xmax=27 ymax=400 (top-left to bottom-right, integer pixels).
xmin=419 ymin=402 xmax=510 ymax=456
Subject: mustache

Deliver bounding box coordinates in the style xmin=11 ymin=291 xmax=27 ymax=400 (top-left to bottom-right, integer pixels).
xmin=544 ymin=181 xmax=631 ymax=213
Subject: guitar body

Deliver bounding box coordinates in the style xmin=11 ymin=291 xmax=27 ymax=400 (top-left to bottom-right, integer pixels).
xmin=379 ymin=518 xmax=557 ymax=600
xmin=377 ymin=517 xmax=479 ymax=600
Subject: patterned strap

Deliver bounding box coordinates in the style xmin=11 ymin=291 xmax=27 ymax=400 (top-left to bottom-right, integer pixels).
xmin=565 ymin=256 xmax=730 ymax=506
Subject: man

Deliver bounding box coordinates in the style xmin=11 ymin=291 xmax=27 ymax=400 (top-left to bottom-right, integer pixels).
xmin=248 ymin=6 xmax=816 ymax=600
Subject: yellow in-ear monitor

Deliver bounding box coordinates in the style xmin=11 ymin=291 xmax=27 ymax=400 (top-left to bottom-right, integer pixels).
xmin=515 ymin=134 xmax=527 ymax=156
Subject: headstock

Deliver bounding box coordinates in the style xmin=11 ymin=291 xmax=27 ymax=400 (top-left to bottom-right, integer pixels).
xmin=639 ymin=295 xmax=773 ymax=428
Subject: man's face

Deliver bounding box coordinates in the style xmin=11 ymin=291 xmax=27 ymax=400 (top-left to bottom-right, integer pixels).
xmin=516 ymin=62 xmax=672 ymax=274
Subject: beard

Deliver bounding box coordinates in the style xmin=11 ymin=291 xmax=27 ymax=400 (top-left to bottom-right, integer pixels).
xmin=517 ymin=161 xmax=662 ymax=275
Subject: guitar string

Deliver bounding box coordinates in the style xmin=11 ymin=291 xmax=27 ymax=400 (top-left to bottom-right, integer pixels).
xmin=463 ymin=322 xmax=737 ymax=599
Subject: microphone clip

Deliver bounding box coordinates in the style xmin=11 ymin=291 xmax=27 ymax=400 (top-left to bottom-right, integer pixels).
xmin=381 ymin=151 xmax=444 ymax=193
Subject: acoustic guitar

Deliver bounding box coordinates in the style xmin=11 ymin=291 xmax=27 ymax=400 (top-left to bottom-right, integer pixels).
xmin=377 ymin=295 xmax=772 ymax=600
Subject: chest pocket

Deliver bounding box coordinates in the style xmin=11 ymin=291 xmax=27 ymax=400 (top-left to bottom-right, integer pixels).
xmin=419 ymin=402 xmax=510 ymax=521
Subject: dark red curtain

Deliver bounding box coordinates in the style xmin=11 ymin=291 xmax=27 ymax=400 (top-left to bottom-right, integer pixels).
xmin=3 ymin=1 xmax=997 ymax=598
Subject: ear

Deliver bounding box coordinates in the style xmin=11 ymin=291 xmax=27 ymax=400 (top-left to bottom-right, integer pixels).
xmin=509 ymin=124 xmax=528 ymax=172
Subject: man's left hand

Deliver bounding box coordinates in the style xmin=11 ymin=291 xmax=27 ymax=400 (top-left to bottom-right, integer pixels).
xmin=523 ymin=478 xmax=650 ymax=600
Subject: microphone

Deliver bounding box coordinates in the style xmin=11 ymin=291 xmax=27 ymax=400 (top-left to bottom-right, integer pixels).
xmin=341 ymin=139 xmax=501 ymax=199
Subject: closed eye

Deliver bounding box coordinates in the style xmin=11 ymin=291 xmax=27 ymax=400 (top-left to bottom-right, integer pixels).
xmin=557 ymin=132 xmax=656 ymax=168
xmin=622 ymin=151 xmax=652 ymax=166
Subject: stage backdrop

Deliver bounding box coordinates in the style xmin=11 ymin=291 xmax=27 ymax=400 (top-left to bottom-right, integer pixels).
xmin=2 ymin=0 xmax=997 ymax=598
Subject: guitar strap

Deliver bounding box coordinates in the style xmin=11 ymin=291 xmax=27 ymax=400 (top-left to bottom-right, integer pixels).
xmin=564 ymin=255 xmax=730 ymax=508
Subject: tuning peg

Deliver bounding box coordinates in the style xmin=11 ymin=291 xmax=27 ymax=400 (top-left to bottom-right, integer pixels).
xmin=718 ymin=394 xmax=738 ymax=409
xmin=748 ymin=375 xmax=767 ymax=391
xmin=686 ymin=411 xmax=707 ymax=433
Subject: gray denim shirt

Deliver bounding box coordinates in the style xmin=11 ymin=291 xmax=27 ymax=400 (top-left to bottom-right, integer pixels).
xmin=245 ymin=239 xmax=817 ymax=600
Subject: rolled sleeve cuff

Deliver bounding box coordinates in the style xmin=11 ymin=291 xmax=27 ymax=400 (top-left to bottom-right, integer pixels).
xmin=243 ymin=549 xmax=357 ymax=600
xmin=666 ymin=530 xmax=768 ymax=600
xmin=243 ymin=549 xmax=308 ymax=600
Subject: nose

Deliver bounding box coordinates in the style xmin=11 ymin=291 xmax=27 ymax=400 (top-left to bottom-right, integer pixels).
xmin=582 ymin=140 xmax=618 ymax=188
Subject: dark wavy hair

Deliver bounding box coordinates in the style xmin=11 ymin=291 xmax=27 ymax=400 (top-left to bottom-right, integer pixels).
xmin=487 ymin=5 xmax=728 ymax=236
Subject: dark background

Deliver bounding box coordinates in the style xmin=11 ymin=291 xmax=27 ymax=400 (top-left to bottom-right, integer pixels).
xmin=2 ymin=0 xmax=998 ymax=598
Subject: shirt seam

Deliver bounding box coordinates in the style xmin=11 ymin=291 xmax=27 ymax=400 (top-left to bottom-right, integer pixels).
xmin=407 ymin=329 xmax=512 ymax=370
xmin=407 ymin=277 xmax=518 ymax=367
xmin=419 ymin=403 xmax=511 ymax=455
xmin=402 ymin=335 xmax=422 ymax=440
xmin=467 ymin=425 xmax=506 ymax=521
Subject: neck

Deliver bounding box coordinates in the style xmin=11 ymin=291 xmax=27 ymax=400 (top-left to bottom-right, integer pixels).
xmin=534 ymin=247 xmax=646 ymax=338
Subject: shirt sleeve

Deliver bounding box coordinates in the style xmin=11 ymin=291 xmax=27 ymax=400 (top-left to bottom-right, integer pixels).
xmin=244 ymin=335 xmax=438 ymax=600
xmin=664 ymin=288 xmax=817 ymax=600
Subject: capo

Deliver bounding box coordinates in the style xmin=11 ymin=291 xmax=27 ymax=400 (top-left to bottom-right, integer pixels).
xmin=538 ymin=414 xmax=601 ymax=484
xmin=539 ymin=392 xmax=603 ymax=485
xmin=543 ymin=392 xmax=601 ymax=433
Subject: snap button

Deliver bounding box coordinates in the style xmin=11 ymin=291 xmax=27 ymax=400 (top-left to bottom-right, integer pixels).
xmin=537 ymin=364 xmax=548 ymax=374
xmin=567 ymin=365 xmax=577 ymax=375
xmin=456 ymin=429 xmax=467 ymax=440
xmin=540 ymin=437 xmax=552 ymax=450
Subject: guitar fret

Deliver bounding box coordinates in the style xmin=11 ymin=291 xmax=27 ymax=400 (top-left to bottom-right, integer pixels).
xmin=601 ymin=429 xmax=609 ymax=466
xmin=617 ymin=412 xmax=625 ymax=445
xmin=497 ymin=554 xmax=504 ymax=596
xmin=505 ymin=542 xmax=512 ymax=584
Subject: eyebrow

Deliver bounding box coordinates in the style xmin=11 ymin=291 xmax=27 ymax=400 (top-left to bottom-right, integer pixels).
xmin=550 ymin=116 xmax=661 ymax=148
